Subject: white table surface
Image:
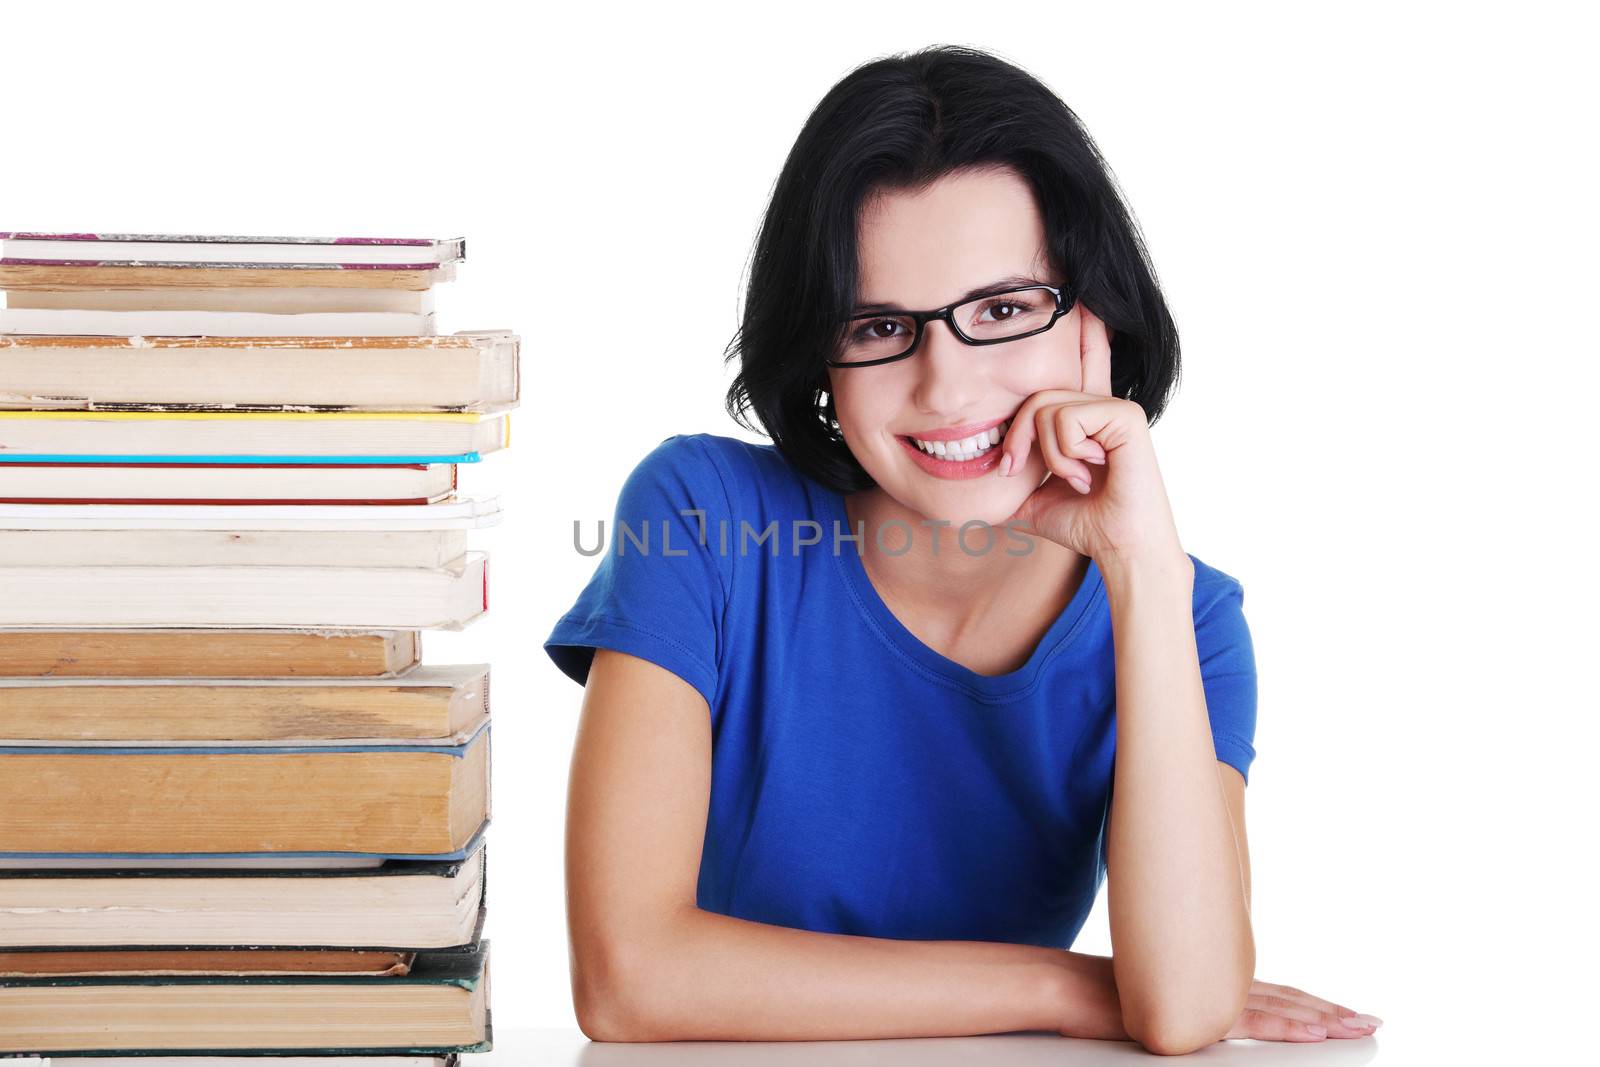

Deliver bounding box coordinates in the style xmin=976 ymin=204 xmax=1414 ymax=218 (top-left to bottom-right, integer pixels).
xmin=469 ymin=1027 xmax=1383 ymax=1065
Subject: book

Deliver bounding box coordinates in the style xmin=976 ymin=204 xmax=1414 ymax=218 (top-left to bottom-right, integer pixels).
xmin=0 ymin=1059 xmax=459 ymax=1066
xmin=0 ymin=554 xmax=489 ymax=629
xmin=0 ymin=948 xmax=417 ymax=977
xmin=0 ymin=497 xmax=501 ymax=530
xmin=0 ymin=630 xmax=420 ymax=678
xmin=0 ymin=723 xmax=490 ymax=858
xmin=0 ymin=407 xmax=512 ymax=463
xmin=7 ymin=285 xmax=435 ymax=313
xmin=0 ymin=462 xmax=457 ymax=505
xmin=0 ymin=263 xmax=453 ymax=291
xmin=0 ymin=843 xmax=486 ymax=948
xmin=0 ymin=308 xmax=435 ymax=336
xmin=0 ymin=332 xmax=520 ymax=411
xmin=0 ymin=529 xmax=472 ymax=569
xmin=0 ymin=233 xmax=466 ymax=268
xmin=0 ymin=941 xmax=491 ymax=1054
xmin=0 ymin=664 xmax=489 ymax=743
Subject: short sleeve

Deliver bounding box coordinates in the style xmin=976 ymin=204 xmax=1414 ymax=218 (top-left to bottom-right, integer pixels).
xmin=1190 ymin=556 xmax=1259 ymax=784
xmin=543 ymin=434 xmax=732 ymax=709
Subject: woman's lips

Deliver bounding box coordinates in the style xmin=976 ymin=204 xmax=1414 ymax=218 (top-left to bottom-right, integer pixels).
xmin=898 ymin=433 xmax=1006 ymax=479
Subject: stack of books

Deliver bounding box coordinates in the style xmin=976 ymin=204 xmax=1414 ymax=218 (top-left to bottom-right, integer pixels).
xmin=0 ymin=232 xmax=514 ymax=1060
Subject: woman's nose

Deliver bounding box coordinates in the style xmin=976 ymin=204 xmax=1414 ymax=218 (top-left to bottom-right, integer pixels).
xmin=912 ymin=319 xmax=986 ymax=413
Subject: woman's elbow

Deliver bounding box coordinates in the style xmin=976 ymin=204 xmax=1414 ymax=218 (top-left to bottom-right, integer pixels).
xmin=1123 ymin=988 xmax=1245 ymax=1056
xmin=570 ymin=933 xmax=678 ymax=1043
xmin=1127 ymin=1013 xmax=1233 ymax=1056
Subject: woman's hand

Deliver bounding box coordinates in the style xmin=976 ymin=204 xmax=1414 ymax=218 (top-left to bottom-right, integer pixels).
xmin=998 ymin=308 xmax=1185 ymax=567
xmin=1224 ymin=979 xmax=1384 ymax=1042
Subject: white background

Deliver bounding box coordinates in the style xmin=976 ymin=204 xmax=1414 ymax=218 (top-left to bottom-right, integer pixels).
xmin=4 ymin=2 xmax=1596 ymax=1059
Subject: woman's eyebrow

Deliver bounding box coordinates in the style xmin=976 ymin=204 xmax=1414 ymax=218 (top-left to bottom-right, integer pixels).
xmin=852 ymin=274 xmax=1047 ymax=314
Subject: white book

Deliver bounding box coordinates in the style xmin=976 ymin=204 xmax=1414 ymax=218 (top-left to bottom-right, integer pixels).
xmin=0 ymin=462 xmax=456 ymax=503
xmin=0 ymin=331 xmax=519 ymax=411
xmin=0 ymin=529 xmax=471 ymax=569
xmin=0 ymin=232 xmax=465 ymax=266
xmin=0 ymin=407 xmax=512 ymax=460
xmin=0 ymin=553 xmax=489 ymax=629
xmin=0 ymin=307 xmax=434 ymax=336
xmin=0 ymin=496 xmax=500 ymax=530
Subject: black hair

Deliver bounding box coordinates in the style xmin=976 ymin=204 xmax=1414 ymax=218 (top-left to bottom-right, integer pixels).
xmin=723 ymin=44 xmax=1182 ymax=495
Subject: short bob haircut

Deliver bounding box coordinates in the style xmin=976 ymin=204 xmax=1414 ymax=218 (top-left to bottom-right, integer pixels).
xmin=724 ymin=44 xmax=1182 ymax=495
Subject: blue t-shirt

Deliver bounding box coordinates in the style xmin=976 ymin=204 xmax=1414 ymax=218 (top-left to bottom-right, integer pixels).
xmin=545 ymin=433 xmax=1258 ymax=950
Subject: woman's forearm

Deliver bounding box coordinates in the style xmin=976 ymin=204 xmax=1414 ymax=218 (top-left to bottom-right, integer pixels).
xmin=579 ymin=904 xmax=1129 ymax=1042
xmin=1101 ymin=550 xmax=1254 ymax=1047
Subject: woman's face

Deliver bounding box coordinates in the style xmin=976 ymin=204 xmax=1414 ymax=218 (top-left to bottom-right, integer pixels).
xmin=826 ymin=164 xmax=1088 ymax=527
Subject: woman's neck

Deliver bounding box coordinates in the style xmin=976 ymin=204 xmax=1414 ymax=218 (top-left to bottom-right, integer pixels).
xmin=843 ymin=486 xmax=1081 ymax=624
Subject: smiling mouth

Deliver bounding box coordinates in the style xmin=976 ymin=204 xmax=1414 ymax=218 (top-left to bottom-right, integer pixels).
xmin=900 ymin=417 xmax=1013 ymax=462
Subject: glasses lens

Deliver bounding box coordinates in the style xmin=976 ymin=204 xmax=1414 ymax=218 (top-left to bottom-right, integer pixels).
xmin=836 ymin=313 xmax=918 ymax=364
xmin=954 ymin=287 xmax=1059 ymax=342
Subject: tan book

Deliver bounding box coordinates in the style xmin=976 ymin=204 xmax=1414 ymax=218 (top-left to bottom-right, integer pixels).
xmin=0 ymin=723 xmax=489 ymax=857
xmin=0 ymin=664 xmax=487 ymax=743
xmin=0 ymin=942 xmax=490 ymax=1054
xmin=0 ymin=948 xmax=415 ymax=977
xmin=0 ymin=842 xmax=486 ymax=949
xmin=0 ymin=629 xmax=420 ymax=678
xmin=0 ymin=331 xmax=519 ymax=411
xmin=0 ymin=263 xmax=453 ymax=291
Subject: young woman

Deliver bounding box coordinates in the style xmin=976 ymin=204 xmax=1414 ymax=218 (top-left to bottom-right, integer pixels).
xmin=545 ymin=45 xmax=1380 ymax=1053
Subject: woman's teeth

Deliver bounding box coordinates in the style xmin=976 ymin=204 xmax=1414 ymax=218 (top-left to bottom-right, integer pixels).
xmin=909 ymin=419 xmax=1011 ymax=461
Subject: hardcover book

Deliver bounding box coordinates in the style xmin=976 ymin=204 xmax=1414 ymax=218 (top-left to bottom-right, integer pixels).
xmin=0 ymin=843 xmax=487 ymax=950
xmin=0 ymin=233 xmax=467 ymax=268
xmin=0 ymin=724 xmax=491 ymax=859
xmin=0 ymin=663 xmax=489 ymax=743
xmin=0 ymin=630 xmax=421 ymax=679
xmin=0 ymin=554 xmax=490 ymax=629
xmin=0 ymin=332 xmax=520 ymax=411
xmin=0 ymin=941 xmax=492 ymax=1054
xmin=0 ymin=407 xmax=512 ymax=464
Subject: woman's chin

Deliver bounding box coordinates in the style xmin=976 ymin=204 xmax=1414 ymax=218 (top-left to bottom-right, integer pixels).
xmin=890 ymin=481 xmax=1036 ymax=536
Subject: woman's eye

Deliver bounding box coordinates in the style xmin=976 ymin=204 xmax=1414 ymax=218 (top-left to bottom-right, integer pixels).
xmin=855 ymin=318 xmax=906 ymax=341
xmin=981 ymin=300 xmax=1023 ymax=321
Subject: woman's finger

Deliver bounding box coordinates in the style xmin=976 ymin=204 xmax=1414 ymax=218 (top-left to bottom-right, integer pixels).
xmin=1080 ymin=306 xmax=1114 ymax=398
xmin=1249 ymin=995 xmax=1376 ymax=1038
xmin=1051 ymin=404 xmax=1108 ymax=464
xmin=1256 ymin=982 xmax=1380 ymax=1028
xmin=1230 ymin=1008 xmax=1327 ymax=1043
xmin=1248 ymin=994 xmax=1324 ymax=1025
xmin=998 ymin=388 xmax=1092 ymax=476
xmin=1036 ymin=413 xmax=1093 ymax=491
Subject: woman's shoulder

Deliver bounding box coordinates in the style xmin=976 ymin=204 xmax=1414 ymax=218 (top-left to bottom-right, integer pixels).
xmin=1183 ymin=552 xmax=1249 ymax=619
xmin=625 ymin=432 xmax=812 ymax=512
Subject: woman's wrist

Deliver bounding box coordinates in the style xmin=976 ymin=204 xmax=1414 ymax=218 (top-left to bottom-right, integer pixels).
xmin=1050 ymin=951 xmax=1131 ymax=1041
xmin=1097 ymin=543 xmax=1194 ymax=597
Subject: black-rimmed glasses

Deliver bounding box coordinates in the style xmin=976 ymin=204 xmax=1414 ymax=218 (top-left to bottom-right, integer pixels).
xmin=827 ymin=283 xmax=1075 ymax=368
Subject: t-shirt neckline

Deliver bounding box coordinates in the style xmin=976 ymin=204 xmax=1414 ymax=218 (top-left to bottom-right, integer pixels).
xmin=818 ymin=483 xmax=1104 ymax=702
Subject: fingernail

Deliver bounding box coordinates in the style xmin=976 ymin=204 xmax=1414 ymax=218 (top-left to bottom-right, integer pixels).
xmin=1067 ymin=475 xmax=1090 ymax=494
xmin=999 ymin=453 xmax=1013 ymax=476
xmin=1084 ymin=453 xmax=1107 ymax=464
xmin=1305 ymin=1024 xmax=1327 ymax=1038
xmin=1342 ymin=1014 xmax=1383 ymax=1028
